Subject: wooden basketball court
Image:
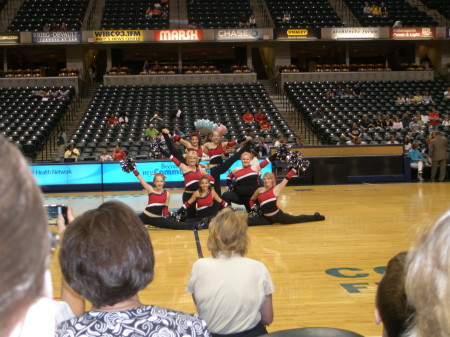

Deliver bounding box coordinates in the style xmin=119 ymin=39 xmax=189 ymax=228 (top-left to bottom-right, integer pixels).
xmin=47 ymin=182 xmax=450 ymax=337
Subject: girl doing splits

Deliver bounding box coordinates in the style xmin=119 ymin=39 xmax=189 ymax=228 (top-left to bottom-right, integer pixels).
xmin=248 ymin=170 xmax=325 ymax=226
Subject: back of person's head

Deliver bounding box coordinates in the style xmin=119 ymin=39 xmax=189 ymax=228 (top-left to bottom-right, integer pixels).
xmin=207 ymin=208 xmax=249 ymax=258
xmin=405 ymin=211 xmax=450 ymax=337
xmin=59 ymin=201 xmax=154 ymax=308
xmin=376 ymin=252 xmax=415 ymax=337
xmin=0 ymin=139 xmax=50 ymax=336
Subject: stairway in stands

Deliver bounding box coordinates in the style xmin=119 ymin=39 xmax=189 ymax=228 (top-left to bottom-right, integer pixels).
xmin=260 ymin=80 xmax=321 ymax=145
xmin=36 ymin=83 xmax=100 ymax=162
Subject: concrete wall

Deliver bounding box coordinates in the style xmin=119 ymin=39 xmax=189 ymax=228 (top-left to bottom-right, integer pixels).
xmin=103 ymin=73 xmax=257 ymax=85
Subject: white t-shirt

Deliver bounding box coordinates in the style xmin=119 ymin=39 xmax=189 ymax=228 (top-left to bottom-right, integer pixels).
xmin=187 ymin=253 xmax=274 ymax=334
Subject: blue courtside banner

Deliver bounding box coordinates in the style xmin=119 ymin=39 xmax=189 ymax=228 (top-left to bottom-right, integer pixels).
xmin=30 ymin=163 xmax=102 ymax=185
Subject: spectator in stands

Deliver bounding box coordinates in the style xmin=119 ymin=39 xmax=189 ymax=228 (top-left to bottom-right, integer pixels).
xmin=151 ymin=61 xmax=161 ymax=71
xmin=375 ymin=252 xmax=415 ymax=337
xmin=259 ymin=117 xmax=271 ymax=131
xmin=43 ymin=22 xmax=50 ymax=32
xmin=379 ymin=2 xmax=388 ymax=16
xmin=282 ymin=10 xmax=291 ymax=23
xmin=337 ymin=134 xmax=348 ymax=145
xmin=429 ymin=130 xmax=448 ymax=182
xmin=383 ymin=115 xmax=393 ymax=129
xmin=112 ymin=144 xmax=126 ymax=161
xmin=108 ymin=113 xmax=118 ymax=126
xmin=359 ymin=114 xmax=373 ymax=130
xmin=405 ymin=93 xmax=415 ymax=104
xmin=249 ymin=15 xmax=256 ymax=28
xmin=392 ymin=116 xmax=403 ymax=130
xmin=444 ymin=86 xmax=450 ymax=100
xmin=243 ymin=109 xmax=255 ymax=123
xmin=334 ymin=84 xmax=345 ymax=97
xmin=422 ymin=90 xmax=434 ymax=104
xmin=363 ymin=2 xmax=371 ymax=15
xmin=408 ymin=142 xmax=426 ymax=181
xmin=57 ymin=127 xmax=67 ymax=155
xmin=352 ymin=83 xmax=364 ymax=97
xmin=403 ymin=135 xmax=412 ymax=154
xmin=370 ymin=4 xmax=381 ymax=16
xmin=238 ymin=13 xmax=249 ymax=28
xmin=172 ymin=105 xmax=183 ymax=120
xmin=294 ymin=137 xmax=303 ymax=146
xmin=386 ymin=134 xmax=399 ymax=144
xmin=56 ymin=201 xmax=209 ymax=337
xmin=442 ymin=114 xmax=450 ymax=131
xmin=347 ymin=122 xmax=362 ymax=141
xmin=311 ymin=107 xmax=325 ymax=123
xmin=401 ymin=112 xmax=411 ymax=128
xmin=428 ymin=106 xmax=440 ymax=131
xmin=145 ymin=6 xmax=153 ymax=18
xmin=254 ymin=137 xmax=269 ymax=157
xmin=59 ymin=87 xmax=71 ymax=101
xmin=274 ymin=133 xmax=287 ymax=147
xmin=64 ymin=144 xmax=80 ymax=161
xmin=395 ymin=94 xmax=406 ymax=104
xmin=255 ymin=109 xmax=265 ymax=123
xmin=343 ymin=85 xmax=353 ymax=97
xmin=143 ymin=60 xmax=150 ymax=71
xmin=420 ymin=110 xmax=429 ymax=125
xmin=409 ymin=116 xmax=422 ymax=134
xmin=88 ymin=65 xmax=96 ymax=85
xmin=99 ymin=149 xmax=113 ymax=162
xmin=118 ymin=112 xmax=129 ymax=126
xmin=374 ymin=114 xmax=384 ymax=129
xmin=150 ymin=110 xmax=163 ymax=127
xmin=145 ymin=124 xmax=158 ymax=141
xmin=59 ymin=22 xmax=68 ymax=31
xmin=325 ymin=88 xmax=335 ymax=98
xmin=51 ymin=22 xmax=58 ymax=31
xmin=187 ymin=208 xmax=273 ymax=337
xmin=393 ymin=20 xmax=403 ymax=27
xmin=413 ymin=91 xmax=423 ymax=104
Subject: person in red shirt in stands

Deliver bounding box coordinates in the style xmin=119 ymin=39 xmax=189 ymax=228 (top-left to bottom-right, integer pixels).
xmin=112 ymin=144 xmax=127 ymax=161
xmin=428 ymin=106 xmax=440 ymax=131
xmin=255 ymin=109 xmax=265 ymax=123
xmin=108 ymin=113 xmax=118 ymax=126
xmin=242 ymin=109 xmax=254 ymax=123
xmin=259 ymin=118 xmax=271 ymax=131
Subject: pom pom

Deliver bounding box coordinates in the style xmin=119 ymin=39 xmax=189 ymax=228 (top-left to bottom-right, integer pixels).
xmin=194 ymin=119 xmax=218 ymax=136
xmin=215 ymin=124 xmax=228 ymax=136
xmin=249 ymin=204 xmax=262 ymax=217
xmin=276 ymin=143 xmax=291 ymax=160
xmin=120 ymin=157 xmax=137 ymax=173
xmin=147 ymin=140 xmax=168 ymax=159
xmin=285 ymin=150 xmax=310 ymax=173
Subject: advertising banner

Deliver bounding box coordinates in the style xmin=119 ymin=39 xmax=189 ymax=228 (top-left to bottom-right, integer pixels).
xmin=0 ymin=33 xmax=19 ymax=44
xmin=214 ymin=29 xmax=269 ymax=40
xmin=93 ymin=30 xmax=144 ymax=42
xmin=390 ymin=27 xmax=435 ymax=39
xmin=31 ymin=31 xmax=81 ymax=43
xmin=331 ymin=27 xmax=379 ymax=39
xmin=277 ymin=28 xmax=320 ymax=40
xmin=30 ymin=163 xmax=102 ymax=185
xmin=154 ymin=29 xmax=203 ymax=41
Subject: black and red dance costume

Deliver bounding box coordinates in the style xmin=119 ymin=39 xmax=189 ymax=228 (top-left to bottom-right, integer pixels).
xmin=248 ymin=170 xmax=325 ymax=226
xmin=138 ymin=189 xmax=198 ymax=230
xmin=173 ymin=134 xmax=204 ymax=158
xmin=180 ymin=190 xmax=228 ymax=227
xmin=222 ymin=157 xmax=271 ymax=212
xmin=164 ymin=133 xmax=252 ymax=197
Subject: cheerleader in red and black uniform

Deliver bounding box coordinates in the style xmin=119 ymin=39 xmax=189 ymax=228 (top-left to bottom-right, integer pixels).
xmin=222 ymin=151 xmax=275 ymax=211
xmin=248 ymin=170 xmax=325 ymax=226
xmin=163 ymin=128 xmax=252 ymax=197
xmin=175 ymin=176 xmax=228 ymax=227
xmin=172 ymin=132 xmax=204 ymax=158
xmin=133 ymin=171 xmax=197 ymax=229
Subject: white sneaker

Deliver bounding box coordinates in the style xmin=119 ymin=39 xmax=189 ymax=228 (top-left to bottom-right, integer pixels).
xmin=418 ymin=173 xmax=424 ymax=181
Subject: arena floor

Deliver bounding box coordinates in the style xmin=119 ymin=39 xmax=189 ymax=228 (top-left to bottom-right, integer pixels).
xmin=47 ymin=182 xmax=450 ymax=337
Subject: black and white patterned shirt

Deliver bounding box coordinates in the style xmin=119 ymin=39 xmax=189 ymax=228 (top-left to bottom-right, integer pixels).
xmin=56 ymin=305 xmax=210 ymax=337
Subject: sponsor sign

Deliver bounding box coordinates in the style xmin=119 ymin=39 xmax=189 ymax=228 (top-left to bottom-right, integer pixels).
xmin=92 ymin=30 xmax=143 ymax=42
xmin=277 ymin=28 xmax=320 ymax=40
xmin=214 ymin=29 xmax=265 ymax=40
xmin=30 ymin=163 xmax=102 ymax=185
xmin=154 ymin=29 xmax=203 ymax=41
xmin=390 ymin=27 xmax=435 ymax=39
xmin=0 ymin=33 xmax=19 ymax=44
xmin=331 ymin=27 xmax=379 ymax=39
xmin=32 ymin=31 xmax=81 ymax=43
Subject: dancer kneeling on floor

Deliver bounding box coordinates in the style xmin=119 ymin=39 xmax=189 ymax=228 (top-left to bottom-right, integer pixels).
xmin=133 ymin=170 xmax=198 ymax=229
xmin=248 ymin=170 xmax=325 ymax=226
xmin=176 ymin=175 xmax=228 ymax=228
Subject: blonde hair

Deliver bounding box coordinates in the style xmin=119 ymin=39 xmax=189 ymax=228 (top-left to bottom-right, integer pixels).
xmin=240 ymin=151 xmax=253 ymax=160
xmin=185 ymin=151 xmax=199 ymax=163
xmin=207 ymin=208 xmax=249 ymax=258
xmin=262 ymin=172 xmax=276 ymax=187
xmin=152 ymin=173 xmax=165 ymax=183
xmin=405 ymin=211 xmax=450 ymax=337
